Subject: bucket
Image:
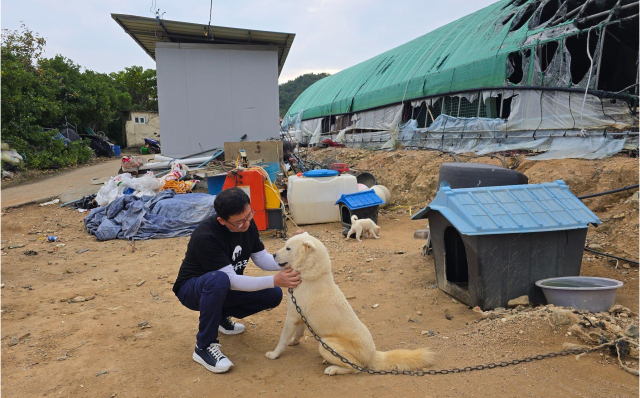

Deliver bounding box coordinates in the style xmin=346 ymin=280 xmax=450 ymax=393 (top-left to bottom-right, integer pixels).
xmin=371 ymin=185 xmax=391 ymax=207
xmin=140 ymin=147 xmax=148 ymax=155
xmin=256 ymin=162 xmax=280 ymax=183
xmin=535 ymin=276 xmax=623 ymax=312
xmin=356 ymin=172 xmax=377 ymax=188
xmin=113 ymin=145 xmax=121 ymax=157
xmin=207 ymin=173 xmax=227 ymax=195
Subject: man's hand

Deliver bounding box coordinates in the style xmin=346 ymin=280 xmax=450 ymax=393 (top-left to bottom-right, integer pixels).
xmin=273 ymin=267 xmax=301 ymax=288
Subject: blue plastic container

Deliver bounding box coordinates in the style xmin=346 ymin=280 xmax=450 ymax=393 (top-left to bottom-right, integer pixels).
xmin=207 ymin=174 xmax=227 ymax=195
xmin=302 ymin=169 xmax=339 ymax=178
xmin=113 ymin=145 xmax=121 ymax=157
xmin=256 ymin=162 xmax=280 ymax=182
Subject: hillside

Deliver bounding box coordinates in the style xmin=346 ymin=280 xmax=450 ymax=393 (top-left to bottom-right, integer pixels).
xmin=279 ymin=73 xmax=330 ymax=117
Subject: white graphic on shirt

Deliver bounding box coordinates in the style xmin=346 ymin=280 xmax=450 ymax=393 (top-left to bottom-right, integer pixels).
xmin=233 ymin=260 xmax=248 ymax=272
xmin=232 ymin=245 xmax=242 ymax=261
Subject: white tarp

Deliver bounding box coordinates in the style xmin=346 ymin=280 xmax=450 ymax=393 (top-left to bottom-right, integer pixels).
xmin=427 ymin=115 xmax=506 ymax=133
xmin=501 ymin=90 xmax=636 ymax=132
xmin=352 ymin=104 xmax=403 ymax=130
xmin=529 ymin=136 xmax=627 ymax=160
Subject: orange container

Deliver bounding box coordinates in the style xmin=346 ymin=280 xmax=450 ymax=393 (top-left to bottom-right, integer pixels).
xmin=222 ymin=170 xmax=268 ymax=231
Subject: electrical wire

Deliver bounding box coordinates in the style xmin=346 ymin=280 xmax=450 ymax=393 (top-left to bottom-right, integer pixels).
xmin=584 ymin=247 xmax=639 ymax=265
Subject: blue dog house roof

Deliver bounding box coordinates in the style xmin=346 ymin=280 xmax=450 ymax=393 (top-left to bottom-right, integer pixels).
xmin=335 ymin=190 xmax=384 ymax=210
xmin=411 ymin=180 xmax=600 ymax=236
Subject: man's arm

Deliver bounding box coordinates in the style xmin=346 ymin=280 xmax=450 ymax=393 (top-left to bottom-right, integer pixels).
xmin=250 ymin=249 xmax=281 ymax=271
xmin=217 ymin=265 xmax=275 ymax=291
xmin=218 ymin=264 xmax=301 ymax=291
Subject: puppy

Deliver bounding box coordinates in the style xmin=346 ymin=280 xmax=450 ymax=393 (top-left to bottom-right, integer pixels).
xmin=268 ymin=233 xmax=433 ymax=375
xmin=345 ymin=215 xmax=381 ymax=242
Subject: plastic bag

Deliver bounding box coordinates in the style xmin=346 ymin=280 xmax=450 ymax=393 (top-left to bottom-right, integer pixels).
xmin=161 ymin=162 xmax=189 ymax=182
xmin=1 ymin=149 xmax=24 ymax=166
xmin=95 ymin=173 xmax=133 ymax=207
xmin=120 ymin=173 xmax=164 ymax=196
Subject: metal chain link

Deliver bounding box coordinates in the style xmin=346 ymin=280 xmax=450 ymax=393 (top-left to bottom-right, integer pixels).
xmin=288 ymin=288 xmax=592 ymax=376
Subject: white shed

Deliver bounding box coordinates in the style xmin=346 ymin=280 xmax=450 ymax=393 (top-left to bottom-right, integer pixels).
xmin=112 ymin=14 xmax=295 ymax=158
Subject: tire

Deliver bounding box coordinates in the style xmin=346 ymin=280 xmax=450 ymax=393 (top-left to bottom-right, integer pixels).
xmin=437 ymin=163 xmax=528 ymax=190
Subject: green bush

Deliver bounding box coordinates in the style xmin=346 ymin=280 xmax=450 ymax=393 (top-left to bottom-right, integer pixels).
xmin=8 ymin=130 xmax=94 ymax=169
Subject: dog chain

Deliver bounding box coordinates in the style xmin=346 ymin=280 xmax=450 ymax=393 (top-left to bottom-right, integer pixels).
xmin=287 ymin=288 xmax=593 ymax=376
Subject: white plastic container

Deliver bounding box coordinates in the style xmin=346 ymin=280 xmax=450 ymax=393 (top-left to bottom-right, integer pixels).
xmin=288 ymin=174 xmax=358 ymax=224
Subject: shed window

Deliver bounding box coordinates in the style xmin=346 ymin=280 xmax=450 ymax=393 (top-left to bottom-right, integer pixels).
xmin=444 ymin=226 xmax=469 ymax=290
xmin=134 ymin=117 xmax=146 ymax=124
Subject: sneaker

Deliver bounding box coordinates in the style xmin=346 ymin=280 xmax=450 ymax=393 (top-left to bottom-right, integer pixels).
xmin=193 ymin=343 xmax=234 ymax=373
xmin=218 ymin=317 xmax=245 ymax=335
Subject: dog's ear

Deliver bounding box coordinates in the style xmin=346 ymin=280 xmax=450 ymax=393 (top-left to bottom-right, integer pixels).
xmin=302 ymin=240 xmax=316 ymax=252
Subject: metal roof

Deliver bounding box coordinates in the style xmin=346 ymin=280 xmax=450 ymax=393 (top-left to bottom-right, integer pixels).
xmin=411 ymin=180 xmax=600 ymax=235
xmin=111 ymin=14 xmax=295 ymax=76
xmin=335 ymin=190 xmax=384 ymax=210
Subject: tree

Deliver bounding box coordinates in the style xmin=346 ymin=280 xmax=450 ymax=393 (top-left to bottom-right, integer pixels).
xmin=279 ymin=72 xmax=330 ymax=117
xmin=1 ymin=25 xmax=92 ymax=168
xmin=110 ymin=66 xmax=158 ymax=111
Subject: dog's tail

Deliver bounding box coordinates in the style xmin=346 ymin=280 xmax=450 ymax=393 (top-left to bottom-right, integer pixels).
xmin=369 ymin=348 xmax=434 ymax=371
xmin=350 ymin=215 xmax=359 ymax=223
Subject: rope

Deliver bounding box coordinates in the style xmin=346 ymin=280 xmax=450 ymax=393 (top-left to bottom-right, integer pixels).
xmin=161 ymin=180 xmax=193 ymax=194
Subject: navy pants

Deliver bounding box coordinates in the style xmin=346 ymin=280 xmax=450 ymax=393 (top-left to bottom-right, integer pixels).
xmin=176 ymin=271 xmax=283 ymax=348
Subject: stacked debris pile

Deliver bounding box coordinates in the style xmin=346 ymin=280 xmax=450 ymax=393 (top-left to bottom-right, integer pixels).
xmin=472 ymin=303 xmax=639 ymax=375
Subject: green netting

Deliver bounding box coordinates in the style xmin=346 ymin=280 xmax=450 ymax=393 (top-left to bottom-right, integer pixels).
xmin=284 ymin=0 xmax=613 ymax=123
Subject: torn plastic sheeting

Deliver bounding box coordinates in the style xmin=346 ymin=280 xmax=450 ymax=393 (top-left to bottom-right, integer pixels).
xmin=571 ymin=29 xmax=601 ymax=90
xmin=474 ymin=137 xmax=551 ymax=155
xmin=281 ymin=110 xmax=304 ymax=131
xmin=300 ymin=118 xmax=321 ymax=139
xmin=84 ymin=190 xmax=217 ymax=241
xmin=399 ymin=119 xmax=419 ymax=141
xmin=427 ymin=114 xmax=506 ymax=133
xmin=308 ymin=121 xmax=324 ymax=145
xmin=380 ymin=106 xmax=404 ymax=149
xmin=482 ymin=89 xmax=515 ymax=102
xmin=500 ymin=90 xmax=636 ymax=132
xmin=352 ymin=104 xmax=403 ymax=130
xmin=529 ymin=136 xmax=627 ymax=160
xmin=541 ymin=42 xmax=571 ymax=88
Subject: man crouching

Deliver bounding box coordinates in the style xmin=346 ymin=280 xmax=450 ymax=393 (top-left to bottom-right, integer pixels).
xmin=173 ymin=188 xmax=301 ymax=373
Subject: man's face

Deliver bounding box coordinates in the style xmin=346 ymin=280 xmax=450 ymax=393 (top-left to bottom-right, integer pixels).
xmin=218 ymin=204 xmax=253 ymax=233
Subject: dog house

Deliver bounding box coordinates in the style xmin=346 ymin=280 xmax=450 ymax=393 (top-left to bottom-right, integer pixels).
xmin=412 ymin=180 xmax=600 ymax=310
xmin=335 ymin=190 xmax=384 ymax=230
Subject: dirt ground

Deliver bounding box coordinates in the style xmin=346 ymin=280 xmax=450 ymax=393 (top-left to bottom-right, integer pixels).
xmin=1 ymin=149 xmax=639 ymax=397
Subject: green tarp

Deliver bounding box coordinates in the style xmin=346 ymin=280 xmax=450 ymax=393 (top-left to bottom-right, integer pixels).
xmin=284 ymin=0 xmax=619 ymax=123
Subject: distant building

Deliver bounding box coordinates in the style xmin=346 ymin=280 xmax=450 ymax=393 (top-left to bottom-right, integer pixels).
xmin=122 ymin=111 xmax=160 ymax=148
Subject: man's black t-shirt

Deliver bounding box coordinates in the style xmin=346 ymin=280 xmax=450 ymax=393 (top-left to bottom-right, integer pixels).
xmin=173 ymin=216 xmax=265 ymax=295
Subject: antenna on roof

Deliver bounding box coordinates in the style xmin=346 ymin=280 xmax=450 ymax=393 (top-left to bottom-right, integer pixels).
xmin=205 ymin=0 xmax=214 ymax=41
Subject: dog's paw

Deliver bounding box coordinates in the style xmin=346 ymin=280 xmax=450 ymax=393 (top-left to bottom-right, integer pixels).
xmin=324 ymin=365 xmax=344 ymax=376
xmin=288 ymin=340 xmax=300 ymax=346
xmin=265 ymin=351 xmax=280 ymax=360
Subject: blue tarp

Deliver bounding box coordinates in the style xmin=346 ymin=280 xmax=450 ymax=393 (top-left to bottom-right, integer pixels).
xmin=84 ymin=190 xmax=216 ymax=241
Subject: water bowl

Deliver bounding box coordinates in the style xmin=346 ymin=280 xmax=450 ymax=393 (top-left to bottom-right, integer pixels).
xmin=535 ymin=276 xmax=623 ymax=313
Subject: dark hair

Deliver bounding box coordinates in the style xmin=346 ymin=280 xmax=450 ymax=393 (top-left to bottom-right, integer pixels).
xmin=214 ymin=188 xmax=251 ymax=220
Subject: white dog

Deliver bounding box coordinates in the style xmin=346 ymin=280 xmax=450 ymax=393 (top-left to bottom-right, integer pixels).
xmin=268 ymin=232 xmax=434 ymax=375
xmin=345 ymin=215 xmax=381 ymax=242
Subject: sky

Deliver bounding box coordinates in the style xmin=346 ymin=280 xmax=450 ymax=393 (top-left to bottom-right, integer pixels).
xmin=1 ymin=0 xmax=498 ymax=84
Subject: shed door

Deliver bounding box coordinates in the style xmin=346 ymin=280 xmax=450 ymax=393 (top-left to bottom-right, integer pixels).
xmin=444 ymin=226 xmax=469 ymax=290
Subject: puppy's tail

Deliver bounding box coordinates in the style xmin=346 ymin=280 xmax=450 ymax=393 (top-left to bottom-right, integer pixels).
xmin=369 ymin=348 xmax=434 ymax=371
xmin=351 ymin=215 xmax=359 ymax=223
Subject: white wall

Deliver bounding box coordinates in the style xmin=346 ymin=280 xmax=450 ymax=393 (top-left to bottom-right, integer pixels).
xmin=155 ymin=42 xmax=280 ymax=158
